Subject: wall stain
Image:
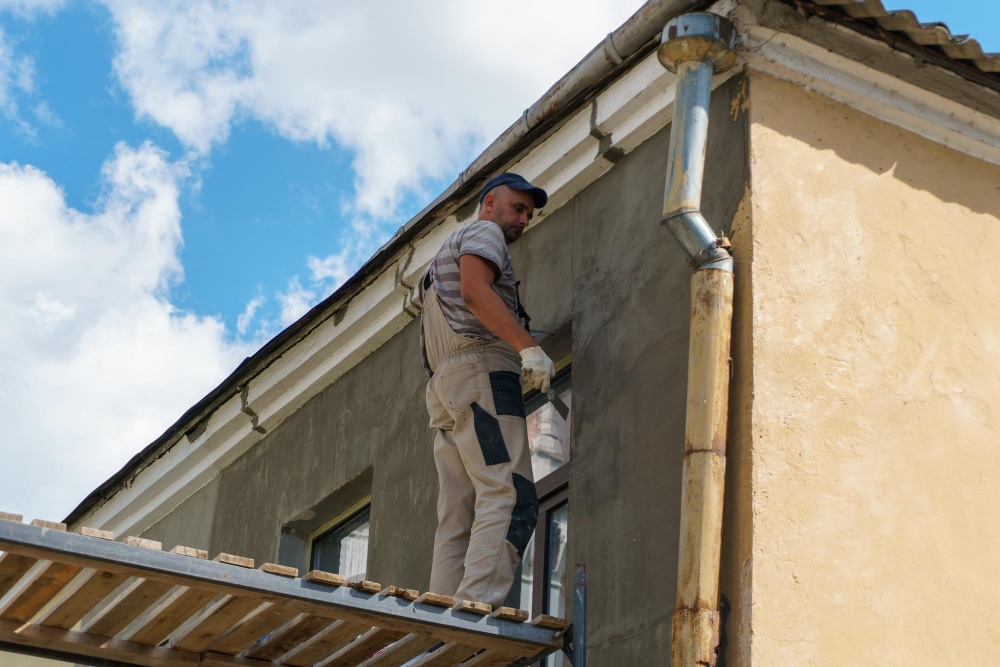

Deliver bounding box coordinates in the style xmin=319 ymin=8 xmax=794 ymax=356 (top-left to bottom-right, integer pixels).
xmin=730 ymin=77 xmax=750 ymax=121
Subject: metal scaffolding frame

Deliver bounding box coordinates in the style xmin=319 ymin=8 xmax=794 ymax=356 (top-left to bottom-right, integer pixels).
xmin=0 ymin=517 xmax=572 ymax=667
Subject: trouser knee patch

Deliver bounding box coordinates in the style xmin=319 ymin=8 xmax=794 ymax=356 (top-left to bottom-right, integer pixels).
xmin=471 ymin=402 xmax=511 ymax=466
xmin=505 ymin=473 xmax=539 ymax=556
xmin=489 ymin=370 xmax=525 ymax=418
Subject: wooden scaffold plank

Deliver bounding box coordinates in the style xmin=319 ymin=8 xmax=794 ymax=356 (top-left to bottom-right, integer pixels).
xmin=242 ymin=613 xmax=335 ymax=661
xmin=380 ymin=585 xmax=419 ymax=602
xmin=491 ymin=607 xmax=529 ymax=623
xmin=531 ymin=614 xmax=568 ymax=630
xmin=126 ymin=585 xmax=219 ymax=645
xmin=406 ymin=641 xmax=482 ymax=667
xmin=0 ymin=560 xmax=83 ymax=623
xmin=30 ymin=519 xmax=66 ymax=532
xmin=39 ymin=569 xmax=130 ymax=630
xmin=0 ymin=552 xmax=38 ymax=600
xmin=319 ymin=626 xmax=407 ymax=666
xmin=82 ymin=578 xmax=176 ymax=638
xmin=356 ymin=633 xmax=442 ymax=667
xmin=454 ymin=600 xmax=492 ymax=616
xmin=0 ymin=617 xmax=198 ymax=667
xmin=280 ymin=618 xmax=370 ymax=667
xmin=170 ymin=595 xmax=265 ymax=653
xmin=200 ymin=653 xmax=273 ymax=667
xmin=207 ymin=602 xmax=299 ymax=656
xmin=462 ymin=648 xmax=529 ymax=667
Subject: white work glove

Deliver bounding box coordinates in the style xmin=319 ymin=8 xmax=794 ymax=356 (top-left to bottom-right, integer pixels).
xmin=519 ymin=346 xmax=554 ymax=393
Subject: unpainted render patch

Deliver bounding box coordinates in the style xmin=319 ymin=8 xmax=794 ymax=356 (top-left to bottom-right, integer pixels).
xmin=239 ymin=385 xmax=267 ymax=435
xmin=589 ymin=100 xmax=627 ymax=164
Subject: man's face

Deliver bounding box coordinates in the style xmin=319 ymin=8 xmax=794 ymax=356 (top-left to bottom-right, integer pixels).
xmin=482 ymin=186 xmax=535 ymax=243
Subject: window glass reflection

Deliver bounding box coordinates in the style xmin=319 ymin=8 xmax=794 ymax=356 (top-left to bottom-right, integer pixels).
xmin=545 ymin=503 xmax=568 ymax=667
xmin=312 ymin=506 xmax=370 ymax=579
xmin=525 ymin=380 xmax=572 ymax=480
xmin=519 ymin=532 xmax=535 ymax=612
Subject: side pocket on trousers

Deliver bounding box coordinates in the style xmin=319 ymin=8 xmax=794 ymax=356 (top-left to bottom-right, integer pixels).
xmin=436 ymin=362 xmax=481 ymax=413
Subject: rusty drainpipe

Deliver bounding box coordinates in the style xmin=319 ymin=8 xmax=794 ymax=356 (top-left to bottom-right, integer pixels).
xmin=656 ymin=13 xmax=737 ymax=667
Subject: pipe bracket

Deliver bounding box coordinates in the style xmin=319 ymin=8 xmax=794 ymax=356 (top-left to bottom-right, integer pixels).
xmin=602 ymin=32 xmax=625 ymax=65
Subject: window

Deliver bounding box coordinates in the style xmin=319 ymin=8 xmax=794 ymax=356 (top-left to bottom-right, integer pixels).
xmin=517 ymin=364 xmax=571 ymax=667
xmin=311 ymin=503 xmax=370 ymax=579
xmin=277 ymin=471 xmax=372 ymax=576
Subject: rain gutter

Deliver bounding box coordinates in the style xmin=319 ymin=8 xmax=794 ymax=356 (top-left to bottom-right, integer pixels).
xmin=656 ymin=12 xmax=737 ymax=667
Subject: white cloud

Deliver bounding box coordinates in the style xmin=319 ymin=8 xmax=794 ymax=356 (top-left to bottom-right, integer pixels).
xmin=0 ymin=9 xmax=66 ymax=135
xmin=100 ymin=0 xmax=646 ymax=221
xmin=236 ymin=294 xmax=264 ymax=336
xmin=236 ymin=249 xmax=352 ymax=338
xmin=277 ymin=276 xmax=316 ymax=327
xmin=0 ymin=26 xmax=34 ymax=122
xmin=0 ymin=0 xmax=65 ymax=113
xmin=0 ymin=144 xmax=252 ymax=522
xmin=0 ymin=0 xmax=65 ymax=15
xmin=307 ymin=251 xmax=351 ymax=287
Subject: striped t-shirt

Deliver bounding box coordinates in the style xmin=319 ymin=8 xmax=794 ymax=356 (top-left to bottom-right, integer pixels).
xmin=422 ymin=219 xmax=518 ymax=340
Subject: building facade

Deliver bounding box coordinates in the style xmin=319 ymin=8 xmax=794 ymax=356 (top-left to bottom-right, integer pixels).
xmin=28 ymin=0 xmax=1000 ymax=665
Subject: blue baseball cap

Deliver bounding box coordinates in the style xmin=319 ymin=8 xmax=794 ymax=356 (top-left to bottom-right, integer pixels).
xmin=479 ymin=172 xmax=548 ymax=208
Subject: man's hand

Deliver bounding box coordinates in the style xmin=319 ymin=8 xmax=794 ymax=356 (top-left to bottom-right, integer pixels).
xmin=519 ymin=346 xmax=554 ymax=393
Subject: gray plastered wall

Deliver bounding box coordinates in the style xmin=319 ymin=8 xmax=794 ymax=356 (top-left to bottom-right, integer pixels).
xmin=141 ymin=72 xmax=750 ymax=662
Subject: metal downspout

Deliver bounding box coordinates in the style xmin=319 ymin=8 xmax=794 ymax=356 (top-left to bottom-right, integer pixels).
xmin=656 ymin=13 xmax=737 ymax=667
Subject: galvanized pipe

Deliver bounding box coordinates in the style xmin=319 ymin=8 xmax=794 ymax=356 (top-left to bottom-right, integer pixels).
xmin=662 ymin=59 xmax=725 ymax=265
xmin=658 ymin=12 xmax=736 ymax=270
xmin=656 ymin=12 xmax=737 ymax=667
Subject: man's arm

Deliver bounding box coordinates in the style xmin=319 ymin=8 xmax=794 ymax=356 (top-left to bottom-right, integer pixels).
xmin=460 ymin=254 xmax=536 ymax=352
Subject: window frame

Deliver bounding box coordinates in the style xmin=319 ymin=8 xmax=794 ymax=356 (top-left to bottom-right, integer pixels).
xmin=307 ymin=496 xmax=372 ymax=576
xmin=529 ymin=476 xmax=568 ymax=618
xmin=522 ymin=358 xmax=571 ymax=621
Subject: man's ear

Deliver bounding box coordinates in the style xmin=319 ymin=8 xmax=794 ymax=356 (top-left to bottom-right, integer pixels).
xmin=480 ymin=192 xmax=495 ymax=216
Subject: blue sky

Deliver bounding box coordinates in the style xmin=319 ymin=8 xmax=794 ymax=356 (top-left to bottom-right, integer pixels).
xmin=0 ymin=0 xmax=997 ymax=523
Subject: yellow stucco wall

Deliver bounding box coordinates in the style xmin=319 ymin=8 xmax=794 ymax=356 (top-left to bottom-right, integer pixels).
xmin=746 ymin=71 xmax=1000 ymax=665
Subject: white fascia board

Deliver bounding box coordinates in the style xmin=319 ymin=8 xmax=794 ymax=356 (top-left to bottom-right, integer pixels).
xmin=739 ymin=23 xmax=1000 ymax=165
xmin=595 ymin=54 xmax=678 ymax=148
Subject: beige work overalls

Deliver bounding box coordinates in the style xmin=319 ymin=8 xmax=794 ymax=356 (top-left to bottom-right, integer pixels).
xmin=422 ymin=282 xmax=538 ymax=608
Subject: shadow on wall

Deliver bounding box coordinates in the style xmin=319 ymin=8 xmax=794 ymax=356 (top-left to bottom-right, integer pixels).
xmin=752 ymin=72 xmax=1000 ymax=219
